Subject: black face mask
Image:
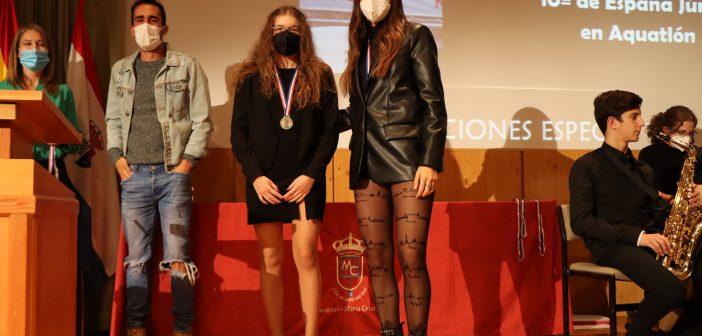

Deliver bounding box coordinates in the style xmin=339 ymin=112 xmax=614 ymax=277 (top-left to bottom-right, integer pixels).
xmin=273 ymin=31 xmax=301 ymax=56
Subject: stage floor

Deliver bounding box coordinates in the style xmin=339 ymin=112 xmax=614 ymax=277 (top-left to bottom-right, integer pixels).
xmin=573 ymin=315 xmax=628 ymax=335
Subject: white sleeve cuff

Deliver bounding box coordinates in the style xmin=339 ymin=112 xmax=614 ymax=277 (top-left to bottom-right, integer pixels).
xmin=636 ymin=231 xmax=645 ymax=246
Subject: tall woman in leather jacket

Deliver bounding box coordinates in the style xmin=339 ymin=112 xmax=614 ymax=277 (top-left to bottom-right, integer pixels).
xmin=338 ymin=1 xmax=447 ymax=335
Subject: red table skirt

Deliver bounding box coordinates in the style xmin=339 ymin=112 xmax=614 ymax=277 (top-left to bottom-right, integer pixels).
xmin=110 ymin=202 xmax=569 ymax=336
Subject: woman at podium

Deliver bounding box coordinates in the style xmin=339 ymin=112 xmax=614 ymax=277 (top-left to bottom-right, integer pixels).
xmin=0 ymin=24 xmax=82 ymax=165
xmin=0 ymin=22 xmax=106 ymax=327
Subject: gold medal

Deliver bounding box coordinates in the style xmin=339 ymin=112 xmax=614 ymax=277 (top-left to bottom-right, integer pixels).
xmin=280 ymin=116 xmax=293 ymax=130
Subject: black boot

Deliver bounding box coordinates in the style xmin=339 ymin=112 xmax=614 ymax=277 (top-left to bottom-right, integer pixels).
xmin=380 ymin=322 xmax=404 ymax=336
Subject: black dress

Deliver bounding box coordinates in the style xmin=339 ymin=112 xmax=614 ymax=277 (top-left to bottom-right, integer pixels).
xmin=244 ymin=68 xmax=328 ymax=224
xmin=638 ymin=140 xmax=702 ymax=196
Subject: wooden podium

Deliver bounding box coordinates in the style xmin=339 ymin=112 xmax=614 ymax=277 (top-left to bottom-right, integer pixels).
xmin=0 ymin=90 xmax=81 ymax=336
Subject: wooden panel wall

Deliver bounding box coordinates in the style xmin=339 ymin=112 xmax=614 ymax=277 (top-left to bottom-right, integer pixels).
xmin=192 ymin=148 xmax=591 ymax=204
xmin=192 ymin=148 xmax=527 ymax=203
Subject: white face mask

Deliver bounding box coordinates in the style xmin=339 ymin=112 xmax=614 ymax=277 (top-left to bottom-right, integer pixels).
xmin=360 ymin=0 xmax=391 ymax=24
xmin=669 ymin=133 xmax=692 ymax=151
xmin=133 ymin=23 xmax=163 ymax=51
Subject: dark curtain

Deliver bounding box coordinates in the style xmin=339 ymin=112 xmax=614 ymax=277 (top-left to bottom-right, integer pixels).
xmin=14 ymin=0 xmax=76 ymax=84
xmin=13 ymin=0 xmax=124 ymax=101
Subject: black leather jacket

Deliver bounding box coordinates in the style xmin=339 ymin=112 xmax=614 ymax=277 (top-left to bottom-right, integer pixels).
xmin=339 ymin=22 xmax=447 ymax=189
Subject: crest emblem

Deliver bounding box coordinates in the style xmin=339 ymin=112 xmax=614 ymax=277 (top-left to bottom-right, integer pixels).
xmin=334 ymin=232 xmax=366 ymax=298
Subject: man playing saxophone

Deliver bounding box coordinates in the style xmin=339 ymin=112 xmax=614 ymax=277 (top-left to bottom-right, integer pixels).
xmin=569 ymin=91 xmax=702 ymax=336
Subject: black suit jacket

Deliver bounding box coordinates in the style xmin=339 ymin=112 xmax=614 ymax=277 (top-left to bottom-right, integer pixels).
xmin=339 ymin=22 xmax=447 ymax=189
xmin=569 ymin=143 xmax=666 ymax=260
xmin=231 ymin=70 xmax=339 ymax=182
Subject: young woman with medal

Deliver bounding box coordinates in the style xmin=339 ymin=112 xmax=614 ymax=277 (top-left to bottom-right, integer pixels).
xmin=230 ymin=5 xmax=339 ymax=336
xmin=337 ymin=0 xmax=448 ymax=335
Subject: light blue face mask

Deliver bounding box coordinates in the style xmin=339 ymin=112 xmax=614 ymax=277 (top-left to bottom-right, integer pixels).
xmin=19 ymin=50 xmax=50 ymax=72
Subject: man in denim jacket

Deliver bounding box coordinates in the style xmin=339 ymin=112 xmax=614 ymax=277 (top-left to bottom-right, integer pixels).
xmin=105 ymin=1 xmax=212 ymax=335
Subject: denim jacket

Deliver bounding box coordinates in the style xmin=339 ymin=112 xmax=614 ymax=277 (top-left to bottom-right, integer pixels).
xmin=105 ymin=45 xmax=213 ymax=169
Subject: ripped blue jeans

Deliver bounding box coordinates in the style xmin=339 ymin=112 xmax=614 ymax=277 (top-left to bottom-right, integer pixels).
xmin=121 ymin=164 xmax=198 ymax=332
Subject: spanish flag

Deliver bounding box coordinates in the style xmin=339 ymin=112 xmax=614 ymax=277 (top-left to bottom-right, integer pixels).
xmin=0 ymin=0 xmax=17 ymax=80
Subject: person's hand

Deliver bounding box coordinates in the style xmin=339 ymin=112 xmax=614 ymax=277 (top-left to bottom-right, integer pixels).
xmin=659 ymin=191 xmax=673 ymax=205
xmin=413 ymin=166 xmax=438 ymax=198
xmin=172 ymin=159 xmax=193 ymax=174
xmin=639 ymin=233 xmax=672 ymax=256
xmin=687 ymin=184 xmax=702 ymax=207
xmin=115 ymin=157 xmax=132 ymax=181
xmin=283 ymin=175 xmax=314 ymax=204
xmin=253 ymin=176 xmax=283 ymax=205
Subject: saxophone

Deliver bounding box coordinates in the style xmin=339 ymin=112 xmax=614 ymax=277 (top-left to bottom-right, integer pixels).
xmin=655 ymin=132 xmax=702 ymax=280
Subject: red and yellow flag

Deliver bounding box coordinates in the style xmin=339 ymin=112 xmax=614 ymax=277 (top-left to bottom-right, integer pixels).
xmin=0 ymin=0 xmax=18 ymax=80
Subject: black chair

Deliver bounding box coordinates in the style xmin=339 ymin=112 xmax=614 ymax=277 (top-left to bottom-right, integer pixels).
xmin=558 ymin=204 xmax=639 ymax=336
